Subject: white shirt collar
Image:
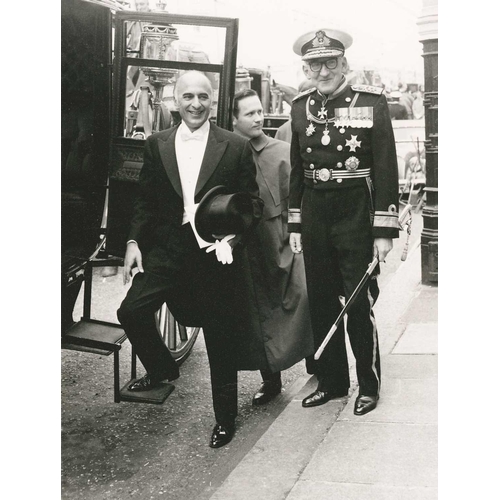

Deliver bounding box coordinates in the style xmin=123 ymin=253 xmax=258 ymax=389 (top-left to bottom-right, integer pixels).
xmin=177 ymin=120 xmax=210 ymax=141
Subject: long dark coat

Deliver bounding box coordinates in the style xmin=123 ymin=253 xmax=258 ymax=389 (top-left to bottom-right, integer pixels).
xmin=243 ymin=135 xmax=314 ymax=373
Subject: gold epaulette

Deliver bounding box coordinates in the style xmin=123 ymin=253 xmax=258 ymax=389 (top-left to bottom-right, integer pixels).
xmin=351 ymin=84 xmax=383 ymax=95
xmin=292 ymin=87 xmax=316 ymax=103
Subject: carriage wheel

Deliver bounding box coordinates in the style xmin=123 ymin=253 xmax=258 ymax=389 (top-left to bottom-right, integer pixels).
xmin=155 ymin=303 xmax=201 ymax=366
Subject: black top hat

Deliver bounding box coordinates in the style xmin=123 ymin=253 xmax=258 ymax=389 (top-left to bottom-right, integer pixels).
xmin=195 ymin=185 xmax=263 ymax=243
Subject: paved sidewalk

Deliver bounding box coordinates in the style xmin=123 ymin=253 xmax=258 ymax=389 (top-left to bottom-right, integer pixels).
xmin=207 ymin=243 xmax=438 ymax=500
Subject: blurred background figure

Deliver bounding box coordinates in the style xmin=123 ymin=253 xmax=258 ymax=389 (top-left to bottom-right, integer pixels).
xmin=388 ymin=91 xmax=408 ymax=120
xmin=125 ymin=0 xmax=152 ymax=109
xmin=275 ymin=80 xmax=315 ymax=143
xmin=397 ymin=82 xmax=414 ymax=119
xmin=127 ymin=0 xmax=151 ymax=57
xmin=411 ymin=84 xmax=425 ymax=120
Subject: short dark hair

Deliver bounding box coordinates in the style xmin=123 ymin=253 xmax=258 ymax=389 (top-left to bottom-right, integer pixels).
xmin=233 ymin=88 xmax=259 ymax=118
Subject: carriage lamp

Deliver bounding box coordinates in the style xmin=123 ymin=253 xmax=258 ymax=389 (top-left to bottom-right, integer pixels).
xmin=235 ymin=67 xmax=253 ymax=93
xmin=270 ymin=88 xmax=285 ymax=115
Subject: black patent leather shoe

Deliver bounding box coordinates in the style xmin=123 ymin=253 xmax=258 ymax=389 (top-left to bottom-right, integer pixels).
xmin=302 ymin=389 xmax=348 ymax=408
xmin=252 ymin=382 xmax=282 ymax=406
xmin=354 ymin=394 xmax=379 ymax=415
xmin=128 ymin=374 xmax=161 ymax=392
xmin=127 ymin=368 xmax=179 ymax=391
xmin=209 ymin=423 xmax=235 ymax=448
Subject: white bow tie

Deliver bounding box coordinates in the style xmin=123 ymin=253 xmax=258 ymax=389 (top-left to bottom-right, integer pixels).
xmin=180 ymin=129 xmax=205 ymax=141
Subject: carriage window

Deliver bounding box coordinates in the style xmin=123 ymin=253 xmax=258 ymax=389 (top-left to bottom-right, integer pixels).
xmin=125 ymin=21 xmax=227 ymax=64
xmin=122 ymin=21 xmax=226 ymax=139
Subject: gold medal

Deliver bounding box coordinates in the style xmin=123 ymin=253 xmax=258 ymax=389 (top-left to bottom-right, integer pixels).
xmin=321 ymin=125 xmax=330 ymax=146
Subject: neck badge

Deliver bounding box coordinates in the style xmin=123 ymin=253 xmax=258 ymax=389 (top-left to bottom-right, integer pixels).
xmin=317 ymin=107 xmax=328 ymax=119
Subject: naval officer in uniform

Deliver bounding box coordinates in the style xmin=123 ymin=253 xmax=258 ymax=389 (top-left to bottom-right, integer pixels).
xmin=288 ymin=29 xmax=399 ymax=415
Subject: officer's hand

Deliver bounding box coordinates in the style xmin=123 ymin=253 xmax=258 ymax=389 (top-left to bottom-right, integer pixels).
xmin=123 ymin=241 xmax=144 ymax=284
xmin=290 ymin=232 xmax=303 ymax=254
xmin=373 ymin=238 xmax=393 ymax=263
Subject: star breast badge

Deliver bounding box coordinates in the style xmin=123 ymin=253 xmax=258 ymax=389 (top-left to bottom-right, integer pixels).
xmin=306 ymin=123 xmax=316 ymax=136
xmin=345 ymin=135 xmax=361 ymax=152
xmin=345 ymin=156 xmax=360 ymax=171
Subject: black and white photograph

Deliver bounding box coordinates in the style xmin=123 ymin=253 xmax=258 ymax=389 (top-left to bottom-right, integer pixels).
xmin=60 ymin=0 xmax=435 ymax=498
xmin=8 ymin=0 xmax=499 ymax=498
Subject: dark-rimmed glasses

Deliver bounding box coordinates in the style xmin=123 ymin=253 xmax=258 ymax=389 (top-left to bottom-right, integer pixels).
xmin=308 ymin=58 xmax=339 ymax=72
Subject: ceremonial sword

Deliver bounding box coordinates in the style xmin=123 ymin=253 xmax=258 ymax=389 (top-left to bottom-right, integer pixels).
xmin=314 ymin=203 xmax=413 ymax=360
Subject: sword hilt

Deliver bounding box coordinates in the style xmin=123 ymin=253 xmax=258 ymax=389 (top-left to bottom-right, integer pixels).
xmin=399 ymin=204 xmax=412 ymax=261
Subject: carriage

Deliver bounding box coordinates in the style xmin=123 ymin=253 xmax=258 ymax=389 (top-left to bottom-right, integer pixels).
xmin=61 ymin=0 xmax=240 ymax=402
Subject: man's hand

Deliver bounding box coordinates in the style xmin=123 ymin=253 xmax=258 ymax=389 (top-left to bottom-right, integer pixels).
xmin=290 ymin=232 xmax=302 ymax=254
xmin=123 ymin=241 xmax=144 ymax=284
xmin=373 ymin=238 xmax=393 ymax=263
xmin=206 ymin=234 xmax=235 ymax=264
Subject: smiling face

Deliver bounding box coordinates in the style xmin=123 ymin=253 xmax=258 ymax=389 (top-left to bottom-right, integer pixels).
xmin=232 ymin=95 xmax=264 ymax=140
xmin=303 ymin=56 xmax=347 ymax=95
xmin=174 ymin=72 xmax=213 ymax=132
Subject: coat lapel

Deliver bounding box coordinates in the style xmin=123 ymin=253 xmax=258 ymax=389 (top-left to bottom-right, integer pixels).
xmin=158 ymin=127 xmax=183 ymax=198
xmin=251 ymin=135 xmax=281 ymax=207
xmin=194 ymin=125 xmax=228 ymax=196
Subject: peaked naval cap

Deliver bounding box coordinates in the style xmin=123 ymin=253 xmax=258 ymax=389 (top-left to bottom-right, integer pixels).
xmin=293 ymin=29 xmax=353 ymax=61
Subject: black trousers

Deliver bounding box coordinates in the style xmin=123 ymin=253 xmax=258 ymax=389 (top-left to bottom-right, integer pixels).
xmin=301 ymin=185 xmax=381 ymax=397
xmin=117 ymin=224 xmax=239 ymax=427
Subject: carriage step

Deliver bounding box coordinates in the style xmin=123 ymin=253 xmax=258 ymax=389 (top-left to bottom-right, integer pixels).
xmin=62 ymin=319 xmax=127 ymax=355
xmin=119 ymin=380 xmax=175 ymax=404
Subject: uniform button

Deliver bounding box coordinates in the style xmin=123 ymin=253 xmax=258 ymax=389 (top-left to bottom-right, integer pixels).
xmin=345 ymin=97 xmax=352 ymax=102
xmin=310 ymin=99 xmax=315 ymax=105
xmin=336 ymin=162 xmax=343 ymax=168
xmin=306 ymin=147 xmax=312 ymax=153
xmin=337 ymin=178 xmax=343 ymax=183
xmin=339 ymin=128 xmax=345 ymax=134
xmin=309 ymin=163 xmax=314 ymax=169
xmin=337 ymin=145 xmax=343 ymax=151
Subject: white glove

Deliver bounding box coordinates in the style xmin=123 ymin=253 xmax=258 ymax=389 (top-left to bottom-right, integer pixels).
xmin=206 ymin=234 xmax=236 ymax=264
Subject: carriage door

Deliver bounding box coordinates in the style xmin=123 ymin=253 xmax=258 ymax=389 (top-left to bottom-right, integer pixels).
xmin=106 ymin=9 xmax=239 ymax=256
